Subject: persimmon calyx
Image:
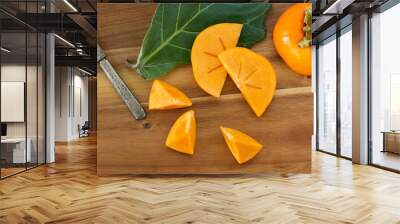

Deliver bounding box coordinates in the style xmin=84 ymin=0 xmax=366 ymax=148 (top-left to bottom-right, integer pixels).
xmin=298 ymin=7 xmax=312 ymax=48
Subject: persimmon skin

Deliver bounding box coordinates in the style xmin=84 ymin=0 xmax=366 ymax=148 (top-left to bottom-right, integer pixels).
xmin=273 ymin=3 xmax=311 ymax=76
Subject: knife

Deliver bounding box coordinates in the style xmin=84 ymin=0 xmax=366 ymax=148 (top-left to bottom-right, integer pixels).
xmin=97 ymin=44 xmax=146 ymax=120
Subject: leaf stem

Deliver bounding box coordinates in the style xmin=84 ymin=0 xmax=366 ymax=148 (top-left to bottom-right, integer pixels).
xmin=126 ymin=59 xmax=137 ymax=68
xmin=298 ymin=7 xmax=312 ymax=48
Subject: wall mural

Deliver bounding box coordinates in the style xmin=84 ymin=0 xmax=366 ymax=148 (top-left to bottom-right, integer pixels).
xmin=97 ymin=3 xmax=313 ymax=175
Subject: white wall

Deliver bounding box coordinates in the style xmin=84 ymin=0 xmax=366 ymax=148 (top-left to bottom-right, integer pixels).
xmin=55 ymin=67 xmax=70 ymax=141
xmin=352 ymin=14 xmax=369 ymax=164
xmin=46 ymin=32 xmax=56 ymax=163
xmin=72 ymin=73 xmax=89 ymax=138
xmin=1 ymin=65 xmax=35 ymax=138
xmin=1 ymin=82 xmax=25 ymax=122
xmin=1 ymin=63 xmax=46 ymax=164
xmin=54 ymin=67 xmax=89 ymax=141
xmin=1 ymin=65 xmax=26 ymax=136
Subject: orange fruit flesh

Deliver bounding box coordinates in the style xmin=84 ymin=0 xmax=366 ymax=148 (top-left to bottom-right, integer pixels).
xmin=191 ymin=23 xmax=243 ymax=97
xmin=218 ymin=47 xmax=276 ymax=117
xmin=165 ymin=110 xmax=196 ymax=155
xmin=220 ymin=126 xmax=263 ymax=164
xmin=149 ymin=80 xmax=192 ymax=110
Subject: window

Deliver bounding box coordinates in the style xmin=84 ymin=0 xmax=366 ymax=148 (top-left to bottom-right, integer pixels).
xmin=339 ymin=27 xmax=352 ymax=158
xmin=0 ymin=1 xmax=47 ymax=179
xmin=315 ymin=25 xmax=353 ymax=159
xmin=317 ymin=35 xmax=337 ymax=154
xmin=370 ymin=3 xmax=400 ymax=171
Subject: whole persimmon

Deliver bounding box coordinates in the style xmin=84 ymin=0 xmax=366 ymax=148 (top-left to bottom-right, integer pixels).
xmin=273 ymin=3 xmax=312 ymax=76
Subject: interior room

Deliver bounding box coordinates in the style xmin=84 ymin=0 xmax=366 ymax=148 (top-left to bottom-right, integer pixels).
xmin=0 ymin=10 xmax=46 ymax=178
xmin=0 ymin=0 xmax=97 ymax=179
xmin=0 ymin=0 xmax=400 ymax=223
xmin=314 ymin=0 xmax=400 ymax=171
xmin=370 ymin=3 xmax=400 ymax=171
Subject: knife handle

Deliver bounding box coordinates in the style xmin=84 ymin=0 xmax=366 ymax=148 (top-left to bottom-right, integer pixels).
xmin=99 ymin=59 xmax=146 ymax=120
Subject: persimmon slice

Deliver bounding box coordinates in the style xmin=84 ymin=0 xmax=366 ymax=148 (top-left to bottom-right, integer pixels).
xmin=165 ymin=110 xmax=196 ymax=155
xmin=191 ymin=23 xmax=243 ymax=97
xmin=218 ymin=47 xmax=276 ymax=117
xmin=220 ymin=126 xmax=263 ymax=164
xmin=148 ymin=80 xmax=192 ymax=110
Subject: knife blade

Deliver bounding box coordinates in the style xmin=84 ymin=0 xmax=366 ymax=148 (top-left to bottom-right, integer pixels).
xmin=97 ymin=44 xmax=146 ymax=120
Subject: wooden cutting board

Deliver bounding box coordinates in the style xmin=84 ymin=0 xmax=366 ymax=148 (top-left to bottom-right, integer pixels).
xmin=97 ymin=3 xmax=312 ymax=175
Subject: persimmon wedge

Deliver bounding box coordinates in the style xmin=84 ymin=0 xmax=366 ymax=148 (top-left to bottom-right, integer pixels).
xmin=273 ymin=3 xmax=312 ymax=76
xmin=191 ymin=23 xmax=243 ymax=97
xmin=218 ymin=47 xmax=276 ymax=117
xmin=148 ymin=80 xmax=192 ymax=110
xmin=165 ymin=110 xmax=196 ymax=155
xmin=220 ymin=126 xmax=263 ymax=164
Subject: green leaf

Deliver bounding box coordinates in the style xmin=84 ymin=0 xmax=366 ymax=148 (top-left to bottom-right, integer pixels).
xmin=134 ymin=3 xmax=272 ymax=80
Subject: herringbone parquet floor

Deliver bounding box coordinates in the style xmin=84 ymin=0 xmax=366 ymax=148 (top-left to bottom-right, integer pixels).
xmin=1 ymin=135 xmax=400 ymax=224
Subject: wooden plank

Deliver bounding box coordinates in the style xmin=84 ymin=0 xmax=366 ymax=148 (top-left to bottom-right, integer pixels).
xmin=97 ymin=3 xmax=312 ymax=175
xmin=98 ymin=68 xmax=312 ymax=175
xmin=97 ymin=3 xmax=311 ymax=103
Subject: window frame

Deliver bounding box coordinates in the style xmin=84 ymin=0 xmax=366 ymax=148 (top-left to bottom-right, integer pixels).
xmin=315 ymin=24 xmax=353 ymax=160
xmin=367 ymin=1 xmax=400 ymax=173
xmin=0 ymin=0 xmax=47 ymax=180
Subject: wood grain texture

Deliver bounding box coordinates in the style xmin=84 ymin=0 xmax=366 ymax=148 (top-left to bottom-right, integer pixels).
xmin=97 ymin=3 xmax=311 ymax=102
xmin=98 ymin=85 xmax=312 ymax=175
xmin=1 ymin=137 xmax=400 ymax=223
xmin=97 ymin=3 xmax=312 ymax=175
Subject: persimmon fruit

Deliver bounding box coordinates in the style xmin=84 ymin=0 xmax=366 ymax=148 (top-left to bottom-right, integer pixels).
xmin=273 ymin=3 xmax=312 ymax=76
xmin=148 ymin=80 xmax=192 ymax=110
xmin=165 ymin=110 xmax=196 ymax=155
xmin=218 ymin=47 xmax=276 ymax=117
xmin=191 ymin=23 xmax=243 ymax=97
xmin=220 ymin=126 xmax=263 ymax=164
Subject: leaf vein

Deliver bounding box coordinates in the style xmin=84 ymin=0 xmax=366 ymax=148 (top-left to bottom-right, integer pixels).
xmin=244 ymin=9 xmax=266 ymax=25
xmin=168 ymin=43 xmax=190 ymax=52
xmin=143 ymin=61 xmax=186 ymax=68
xmin=139 ymin=3 xmax=214 ymax=66
xmin=175 ymin=3 xmax=181 ymax=31
xmin=161 ymin=4 xmax=164 ymax=42
xmin=181 ymin=30 xmax=198 ymax=34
